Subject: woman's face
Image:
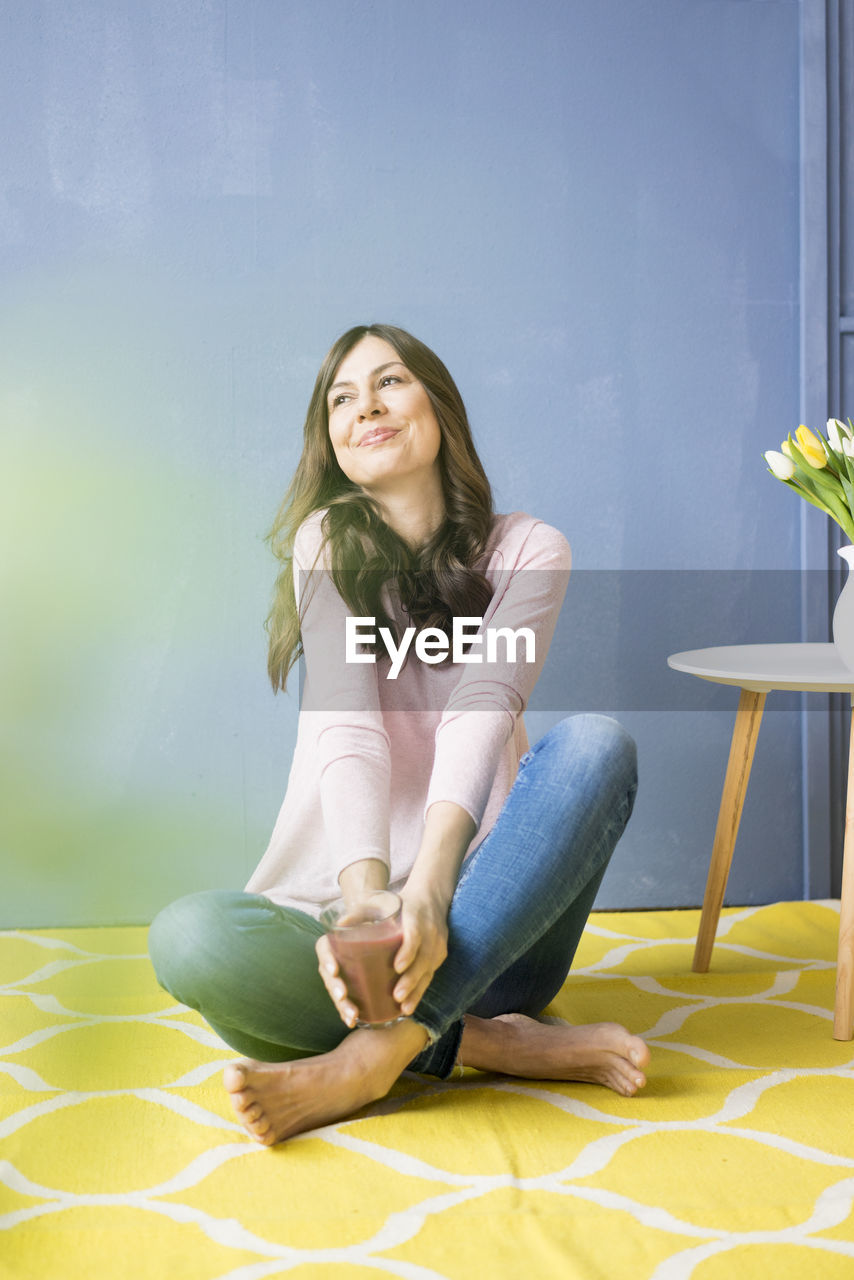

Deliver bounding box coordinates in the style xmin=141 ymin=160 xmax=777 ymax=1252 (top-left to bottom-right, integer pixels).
xmin=326 ymin=335 xmax=442 ymax=494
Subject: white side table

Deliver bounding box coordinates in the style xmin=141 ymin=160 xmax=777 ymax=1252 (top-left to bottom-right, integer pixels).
xmin=667 ymin=643 xmax=854 ymax=1040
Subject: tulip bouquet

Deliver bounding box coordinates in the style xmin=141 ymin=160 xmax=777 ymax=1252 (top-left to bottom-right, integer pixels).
xmin=765 ymin=419 xmax=854 ymax=543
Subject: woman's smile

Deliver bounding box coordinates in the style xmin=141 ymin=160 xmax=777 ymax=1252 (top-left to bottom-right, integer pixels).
xmin=358 ymin=427 xmax=401 ymax=447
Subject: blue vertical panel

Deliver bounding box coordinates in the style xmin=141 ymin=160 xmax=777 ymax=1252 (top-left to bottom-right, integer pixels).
xmin=801 ymin=0 xmax=834 ymax=900
xmin=1 ymin=0 xmax=805 ymax=923
xmin=828 ymin=0 xmax=854 ymax=894
xmin=841 ymin=0 xmax=854 ymax=320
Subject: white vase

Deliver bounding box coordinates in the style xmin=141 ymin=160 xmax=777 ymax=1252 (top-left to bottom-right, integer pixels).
xmin=833 ymin=545 xmax=854 ymax=670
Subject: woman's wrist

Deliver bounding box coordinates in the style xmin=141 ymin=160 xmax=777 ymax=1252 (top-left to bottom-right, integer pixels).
xmin=403 ymin=800 xmax=476 ymax=915
xmin=338 ymin=857 xmax=390 ymax=903
xmin=401 ymin=868 xmax=455 ymax=918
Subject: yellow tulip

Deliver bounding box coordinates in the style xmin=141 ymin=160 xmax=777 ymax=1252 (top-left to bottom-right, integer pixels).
xmin=781 ymin=440 xmax=793 ymax=459
xmin=795 ymin=424 xmax=827 ymax=468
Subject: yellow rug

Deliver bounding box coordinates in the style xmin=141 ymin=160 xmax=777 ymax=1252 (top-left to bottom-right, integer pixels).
xmin=2 ymin=901 xmax=853 ymax=1279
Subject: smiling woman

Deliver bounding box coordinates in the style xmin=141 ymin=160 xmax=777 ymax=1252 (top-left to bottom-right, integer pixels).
xmin=264 ymin=324 xmax=497 ymax=693
xmin=148 ymin=323 xmax=645 ymax=1147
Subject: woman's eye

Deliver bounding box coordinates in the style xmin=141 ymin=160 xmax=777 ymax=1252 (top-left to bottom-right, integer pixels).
xmin=379 ymin=375 xmax=401 ymax=387
xmin=331 ymin=394 xmax=349 ymax=407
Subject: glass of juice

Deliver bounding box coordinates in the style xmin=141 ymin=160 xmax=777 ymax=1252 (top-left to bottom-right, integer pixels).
xmin=321 ymin=891 xmax=405 ymax=1027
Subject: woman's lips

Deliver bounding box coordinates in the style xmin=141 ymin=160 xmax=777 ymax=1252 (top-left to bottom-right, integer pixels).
xmin=358 ymin=428 xmax=399 ymax=447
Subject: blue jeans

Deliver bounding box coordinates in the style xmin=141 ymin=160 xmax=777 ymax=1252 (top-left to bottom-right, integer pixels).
xmin=148 ymin=714 xmax=637 ymax=1079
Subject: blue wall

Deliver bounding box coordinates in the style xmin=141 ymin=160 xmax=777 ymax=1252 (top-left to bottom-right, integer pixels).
xmin=2 ymin=0 xmax=807 ymax=925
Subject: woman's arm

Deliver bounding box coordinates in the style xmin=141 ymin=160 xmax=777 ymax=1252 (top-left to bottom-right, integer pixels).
xmin=403 ymin=800 xmax=476 ymax=910
xmin=424 ymin=520 xmax=572 ymax=830
xmin=385 ymin=521 xmax=572 ymax=1014
xmin=297 ymin=513 xmax=393 ymax=886
xmin=392 ymin=799 xmax=476 ymax=1015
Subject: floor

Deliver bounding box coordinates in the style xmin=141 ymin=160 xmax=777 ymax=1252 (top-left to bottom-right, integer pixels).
xmin=2 ymin=900 xmax=853 ymax=1279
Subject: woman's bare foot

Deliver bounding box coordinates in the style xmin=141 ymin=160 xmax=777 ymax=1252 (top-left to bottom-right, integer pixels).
xmin=223 ymin=1018 xmax=428 ymax=1146
xmin=460 ymin=1013 xmax=650 ymax=1097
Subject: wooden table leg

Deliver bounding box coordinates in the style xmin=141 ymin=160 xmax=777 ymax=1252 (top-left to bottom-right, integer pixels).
xmin=693 ymin=688 xmax=766 ymax=972
xmin=834 ymin=696 xmax=854 ymax=1040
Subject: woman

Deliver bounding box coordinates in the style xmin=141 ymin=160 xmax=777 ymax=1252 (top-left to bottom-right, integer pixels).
xmin=149 ymin=324 xmax=648 ymax=1146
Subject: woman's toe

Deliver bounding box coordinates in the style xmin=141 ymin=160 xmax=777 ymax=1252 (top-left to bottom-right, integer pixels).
xmin=224 ymin=1063 xmax=245 ymax=1089
xmin=628 ymin=1040 xmax=650 ymax=1070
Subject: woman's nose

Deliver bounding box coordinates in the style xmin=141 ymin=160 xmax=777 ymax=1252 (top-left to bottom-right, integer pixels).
xmin=356 ymin=390 xmax=384 ymax=420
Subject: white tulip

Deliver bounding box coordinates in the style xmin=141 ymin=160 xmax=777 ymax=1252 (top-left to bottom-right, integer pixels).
xmin=843 ymin=436 xmax=854 ymax=459
xmin=765 ymin=449 xmax=796 ymax=480
xmin=827 ymin=418 xmax=850 ymax=451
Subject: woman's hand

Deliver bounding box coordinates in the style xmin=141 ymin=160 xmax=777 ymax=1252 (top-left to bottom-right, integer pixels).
xmin=315 ymin=930 xmax=361 ymax=1028
xmin=315 ymin=889 xmax=448 ymax=1026
xmin=392 ymin=889 xmax=449 ymax=1017
xmin=316 ymin=861 xmax=392 ymax=1027
xmin=315 ymin=829 xmax=461 ymax=1027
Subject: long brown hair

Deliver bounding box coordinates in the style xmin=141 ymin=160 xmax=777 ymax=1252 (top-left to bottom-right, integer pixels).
xmin=265 ymin=324 xmax=495 ymax=691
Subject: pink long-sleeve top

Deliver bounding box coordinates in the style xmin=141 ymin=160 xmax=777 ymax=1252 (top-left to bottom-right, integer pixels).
xmin=245 ymin=509 xmax=572 ymax=917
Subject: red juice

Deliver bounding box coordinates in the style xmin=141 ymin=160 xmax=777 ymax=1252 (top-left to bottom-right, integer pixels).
xmin=328 ymin=912 xmax=404 ymax=1026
